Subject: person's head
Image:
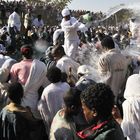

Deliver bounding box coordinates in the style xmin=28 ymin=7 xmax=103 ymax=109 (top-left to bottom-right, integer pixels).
xmin=97 ymin=32 xmax=105 ymax=41
xmin=14 ymin=7 xmax=19 ymax=13
xmin=77 ymin=65 xmax=92 ymax=79
xmin=51 ymin=45 xmax=65 ymax=60
xmin=131 ymin=18 xmax=136 ymax=22
xmin=20 ymin=44 xmax=33 ymax=59
xmin=0 ymin=34 xmax=7 ymax=41
xmin=47 ymin=67 xmax=62 ymax=83
xmin=62 ymin=9 xmax=71 ymax=21
xmin=61 ymin=72 xmax=67 ymax=82
xmin=37 ymin=15 xmax=42 ymax=21
xmin=8 ymin=82 xmax=24 ymax=104
xmin=6 ymin=45 xmax=16 ymax=56
xmin=53 ymin=29 xmax=64 ymax=46
xmin=63 ymin=88 xmax=81 ymax=121
xmin=80 ymin=83 xmax=114 ymax=123
xmin=101 ymin=36 xmax=115 ymax=51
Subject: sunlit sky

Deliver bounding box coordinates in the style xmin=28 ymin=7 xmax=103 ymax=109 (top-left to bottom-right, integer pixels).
xmin=68 ymin=0 xmax=140 ymax=12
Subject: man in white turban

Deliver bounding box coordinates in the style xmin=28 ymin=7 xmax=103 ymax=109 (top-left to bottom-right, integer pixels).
xmin=61 ymin=9 xmax=81 ymax=60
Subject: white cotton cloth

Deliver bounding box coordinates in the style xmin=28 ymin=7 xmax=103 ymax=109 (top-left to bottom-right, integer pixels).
xmin=8 ymin=12 xmax=21 ymax=31
xmin=77 ymin=65 xmax=92 ymax=75
xmin=56 ymin=55 xmax=80 ymax=82
xmin=61 ymin=9 xmax=70 ymax=17
xmin=78 ymin=23 xmax=88 ymax=32
xmin=33 ymin=18 xmax=44 ymax=28
xmin=121 ymin=74 xmax=140 ymax=140
xmin=38 ymin=82 xmax=70 ymax=134
xmin=53 ymin=29 xmax=63 ymax=45
xmin=22 ymin=59 xmax=49 ymax=119
xmin=124 ymin=74 xmax=140 ymax=99
xmin=98 ymin=49 xmax=128 ymax=97
xmin=61 ymin=17 xmax=79 ymax=41
xmin=61 ymin=17 xmax=81 ymax=59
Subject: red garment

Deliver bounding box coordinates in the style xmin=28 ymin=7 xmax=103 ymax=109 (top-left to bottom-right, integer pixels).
xmin=77 ymin=120 xmax=108 ymax=139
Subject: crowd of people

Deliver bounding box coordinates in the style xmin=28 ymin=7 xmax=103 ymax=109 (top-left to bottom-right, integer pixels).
xmin=0 ymin=1 xmax=140 ymax=140
xmin=0 ymin=0 xmax=105 ymax=26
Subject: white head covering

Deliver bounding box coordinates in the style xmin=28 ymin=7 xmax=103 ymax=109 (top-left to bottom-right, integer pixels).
xmin=61 ymin=9 xmax=70 ymax=17
xmin=77 ymin=65 xmax=91 ymax=75
xmin=124 ymin=74 xmax=140 ymax=99
xmin=77 ymin=65 xmax=96 ymax=81
xmin=121 ymin=74 xmax=140 ymax=139
xmin=53 ymin=29 xmax=63 ymax=45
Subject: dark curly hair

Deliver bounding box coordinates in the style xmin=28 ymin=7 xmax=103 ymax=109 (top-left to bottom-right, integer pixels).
xmin=47 ymin=67 xmax=62 ymax=83
xmin=81 ymin=83 xmax=114 ymax=119
xmin=101 ymin=36 xmax=115 ymax=50
xmin=63 ymin=87 xmax=81 ymax=122
xmin=8 ymin=82 xmax=24 ymax=104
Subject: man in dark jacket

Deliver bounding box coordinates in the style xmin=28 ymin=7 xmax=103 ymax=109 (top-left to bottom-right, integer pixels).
xmin=77 ymin=83 xmax=125 ymax=140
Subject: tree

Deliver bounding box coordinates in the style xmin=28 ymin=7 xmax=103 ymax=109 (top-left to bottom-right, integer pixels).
xmin=49 ymin=0 xmax=72 ymax=10
xmin=26 ymin=0 xmax=72 ymax=10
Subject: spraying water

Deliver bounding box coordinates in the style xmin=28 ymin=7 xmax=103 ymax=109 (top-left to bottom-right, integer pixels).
xmin=83 ymin=2 xmax=140 ymax=82
xmin=100 ymin=2 xmax=140 ymax=22
xmin=78 ymin=43 xmax=111 ymax=83
xmin=34 ymin=39 xmax=49 ymax=59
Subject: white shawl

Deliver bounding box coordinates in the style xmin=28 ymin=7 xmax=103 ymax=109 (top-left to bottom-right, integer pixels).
xmin=22 ymin=59 xmax=48 ymax=118
xmin=121 ymin=74 xmax=140 ymax=140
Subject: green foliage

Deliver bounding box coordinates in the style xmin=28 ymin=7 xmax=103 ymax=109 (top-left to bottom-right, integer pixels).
xmin=116 ymin=9 xmax=133 ymax=22
xmin=26 ymin=0 xmax=72 ymax=9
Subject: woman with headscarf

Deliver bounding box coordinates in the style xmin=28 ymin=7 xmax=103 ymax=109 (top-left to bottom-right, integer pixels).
xmin=121 ymin=74 xmax=140 ymax=140
xmin=10 ymin=44 xmax=48 ymax=119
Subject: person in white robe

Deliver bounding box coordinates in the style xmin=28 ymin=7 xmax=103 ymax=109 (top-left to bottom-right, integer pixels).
xmin=51 ymin=45 xmax=80 ymax=84
xmin=8 ymin=7 xmax=21 ymax=32
xmin=10 ymin=45 xmax=48 ymax=119
xmin=98 ymin=36 xmax=128 ymax=97
xmin=33 ymin=15 xmax=44 ymax=28
xmin=53 ymin=29 xmax=64 ymax=45
xmin=61 ymin=9 xmax=80 ymax=60
xmin=0 ymin=45 xmax=16 ymax=69
xmin=38 ymin=67 xmax=70 ymax=135
xmin=22 ymin=59 xmax=49 ymax=119
xmin=121 ymin=74 xmax=140 ymax=140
